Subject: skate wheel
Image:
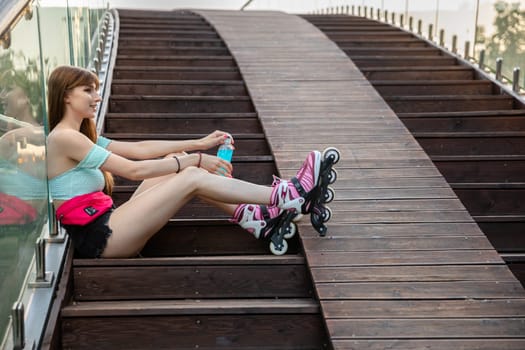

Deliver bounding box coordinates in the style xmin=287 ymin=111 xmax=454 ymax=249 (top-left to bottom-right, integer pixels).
xmin=327 ymin=168 xmax=337 ymax=185
xmin=270 ymin=239 xmax=288 ymax=255
xmin=283 ymin=222 xmax=297 ymax=239
xmin=323 ymin=147 xmax=340 ymax=164
xmin=321 ymin=206 xmax=332 ymax=222
xmin=323 ymin=187 xmax=335 ymax=203
xmin=310 ymin=212 xmax=327 ymax=235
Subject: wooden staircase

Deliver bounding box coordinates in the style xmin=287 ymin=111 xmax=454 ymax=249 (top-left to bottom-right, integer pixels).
xmin=45 ymin=10 xmax=330 ymax=350
xmin=303 ymin=14 xmax=525 ymax=286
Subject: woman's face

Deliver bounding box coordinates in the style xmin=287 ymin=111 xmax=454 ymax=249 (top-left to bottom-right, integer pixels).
xmin=64 ymin=83 xmax=101 ymax=119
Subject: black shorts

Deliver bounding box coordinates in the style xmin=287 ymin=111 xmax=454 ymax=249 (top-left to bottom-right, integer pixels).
xmin=62 ymin=209 xmax=113 ymax=258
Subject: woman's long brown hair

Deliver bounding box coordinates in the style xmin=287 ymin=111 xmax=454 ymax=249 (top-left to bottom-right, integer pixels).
xmin=47 ymin=66 xmax=114 ymax=195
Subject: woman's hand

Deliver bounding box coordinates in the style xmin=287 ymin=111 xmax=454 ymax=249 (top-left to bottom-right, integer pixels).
xmin=199 ymin=153 xmax=233 ymax=177
xmin=197 ymin=130 xmax=233 ymax=151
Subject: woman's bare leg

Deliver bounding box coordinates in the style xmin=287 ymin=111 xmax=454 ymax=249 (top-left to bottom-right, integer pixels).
xmin=130 ymin=153 xmax=186 ymax=199
xmin=102 ymin=166 xmax=272 ymax=258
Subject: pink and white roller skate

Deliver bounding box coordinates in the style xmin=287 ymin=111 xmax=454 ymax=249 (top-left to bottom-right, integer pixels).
xmin=232 ymin=148 xmax=340 ymax=255
xmin=230 ymin=204 xmax=297 ymax=255
xmin=271 ymin=148 xmax=340 ymax=236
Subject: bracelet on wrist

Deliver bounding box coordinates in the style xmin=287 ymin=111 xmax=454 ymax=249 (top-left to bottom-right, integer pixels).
xmin=173 ymin=156 xmax=181 ymax=173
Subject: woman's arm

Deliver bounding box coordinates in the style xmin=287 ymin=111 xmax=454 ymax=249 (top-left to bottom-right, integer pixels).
xmin=105 ymin=130 xmax=231 ymax=160
xmin=101 ymin=151 xmax=233 ymax=180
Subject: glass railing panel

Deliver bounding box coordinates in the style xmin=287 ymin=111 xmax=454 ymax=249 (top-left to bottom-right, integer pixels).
xmin=38 ymin=2 xmax=72 ymax=70
xmin=406 ymin=0 xmax=439 ymax=37
xmin=431 ymin=0 xmax=478 ymax=57
xmin=474 ymin=0 xmax=525 ymax=83
xmin=0 ymin=3 xmax=48 ymax=340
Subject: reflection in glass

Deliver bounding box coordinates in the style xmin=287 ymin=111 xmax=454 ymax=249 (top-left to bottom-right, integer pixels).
xmin=0 ymin=7 xmax=47 ymax=339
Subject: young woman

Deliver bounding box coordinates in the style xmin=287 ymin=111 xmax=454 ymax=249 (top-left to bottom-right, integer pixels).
xmin=46 ymin=65 xmax=326 ymax=258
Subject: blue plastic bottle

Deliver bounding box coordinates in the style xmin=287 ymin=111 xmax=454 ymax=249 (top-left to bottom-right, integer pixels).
xmin=217 ymin=136 xmax=234 ymax=162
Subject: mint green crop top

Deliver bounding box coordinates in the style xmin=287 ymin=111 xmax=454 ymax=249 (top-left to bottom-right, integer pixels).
xmin=49 ymin=136 xmax=112 ymax=200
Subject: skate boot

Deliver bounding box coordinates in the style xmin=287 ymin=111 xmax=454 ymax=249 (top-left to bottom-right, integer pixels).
xmin=231 ymin=204 xmax=297 ymax=255
xmin=270 ymin=148 xmax=340 ymax=236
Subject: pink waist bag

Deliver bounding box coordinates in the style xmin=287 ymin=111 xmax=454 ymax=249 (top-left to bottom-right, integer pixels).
xmin=56 ymin=191 xmax=113 ymax=225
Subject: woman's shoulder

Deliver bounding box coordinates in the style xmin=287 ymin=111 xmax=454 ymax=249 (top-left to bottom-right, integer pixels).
xmin=48 ymin=128 xmax=88 ymax=147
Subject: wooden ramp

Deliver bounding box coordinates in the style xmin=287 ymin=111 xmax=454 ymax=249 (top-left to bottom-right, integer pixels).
xmin=302 ymin=13 xmax=525 ymax=289
xmin=195 ymin=10 xmax=525 ymax=349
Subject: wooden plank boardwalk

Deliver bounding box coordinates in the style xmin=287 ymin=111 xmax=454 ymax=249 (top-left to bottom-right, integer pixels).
xmin=195 ymin=10 xmax=525 ymax=349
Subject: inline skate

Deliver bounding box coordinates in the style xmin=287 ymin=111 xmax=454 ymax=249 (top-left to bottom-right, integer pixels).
xmin=271 ymin=147 xmax=340 ymax=236
xmin=231 ymin=204 xmax=297 ymax=255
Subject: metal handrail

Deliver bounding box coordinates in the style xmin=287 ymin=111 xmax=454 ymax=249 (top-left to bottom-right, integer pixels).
xmin=313 ymin=5 xmax=525 ymax=98
xmin=240 ymin=0 xmax=254 ymax=11
xmin=0 ymin=0 xmax=34 ymax=48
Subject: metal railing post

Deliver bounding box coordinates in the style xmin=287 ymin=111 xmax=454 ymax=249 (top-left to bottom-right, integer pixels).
xmin=464 ymin=41 xmax=470 ymax=59
xmin=391 ymin=12 xmax=395 ymax=25
xmin=377 ymin=8 xmax=381 ymax=20
xmin=495 ymin=57 xmax=503 ymax=81
xmin=29 ymin=238 xmax=54 ymax=288
xmin=452 ymin=35 xmax=457 ymax=53
xmin=47 ymin=200 xmax=65 ymax=243
xmin=358 ymin=6 xmax=361 ymax=17
xmin=417 ymin=19 xmax=422 ymax=35
xmin=428 ymin=24 xmax=434 ymax=41
xmin=479 ymin=49 xmax=485 ymax=69
xmin=384 ymin=10 xmax=388 ymax=23
xmin=513 ymin=67 xmax=520 ymax=93
xmin=351 ymin=5 xmax=355 ymax=15
xmin=439 ymin=29 xmax=445 ymax=46
xmin=12 ymin=301 xmax=25 ymax=350
xmin=400 ymin=14 xmax=404 ymax=27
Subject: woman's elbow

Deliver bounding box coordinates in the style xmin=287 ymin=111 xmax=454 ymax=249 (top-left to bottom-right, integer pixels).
xmin=125 ymin=163 xmax=148 ymax=181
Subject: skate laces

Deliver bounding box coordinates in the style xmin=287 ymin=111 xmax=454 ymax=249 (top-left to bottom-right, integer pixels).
xmin=270 ymin=151 xmax=320 ymax=214
xmin=270 ymin=176 xmax=304 ymax=213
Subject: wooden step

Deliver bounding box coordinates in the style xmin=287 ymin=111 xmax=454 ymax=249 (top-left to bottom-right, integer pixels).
xmin=115 ymin=55 xmax=236 ymax=67
xmin=415 ymin=132 xmax=525 ymax=155
xmin=104 ymin=112 xmax=261 ymax=134
xmin=113 ymin=66 xmax=241 ymax=80
xmin=452 ymin=186 xmax=525 ymax=215
xmin=352 ymin=55 xmax=457 ymax=67
xmin=343 ymin=47 xmax=442 ymax=56
xmin=325 ymin=32 xmax=415 ymax=40
xmin=118 ymin=14 xmax=206 ymax=23
xmin=319 ymin=25 xmax=402 ymax=32
xmin=72 ymin=256 xmax=313 ymax=300
xmin=111 ymin=80 xmax=248 ymax=96
xmin=119 ymin=23 xmax=212 ymax=31
xmin=139 ymin=220 xmax=301 ymax=256
xmin=333 ymin=38 xmax=428 ymax=47
xmin=385 ymin=95 xmax=514 ymax=113
xmin=372 ymin=80 xmax=494 ymax=96
xmin=478 ymin=220 xmax=525 ymax=253
xmin=118 ymin=46 xmax=230 ymax=56
xmin=108 ymin=95 xmax=254 ymax=113
xmin=118 ymin=37 xmax=225 ymax=48
xmin=400 ymin=110 xmax=525 ymax=132
xmin=432 ymin=156 xmax=525 ymax=182
xmin=118 ymin=29 xmax=219 ymax=38
xmin=360 ymin=66 xmax=474 ymax=80
xmin=102 ymin=133 xmax=270 ymax=155
xmin=61 ymin=299 xmax=326 ymax=350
